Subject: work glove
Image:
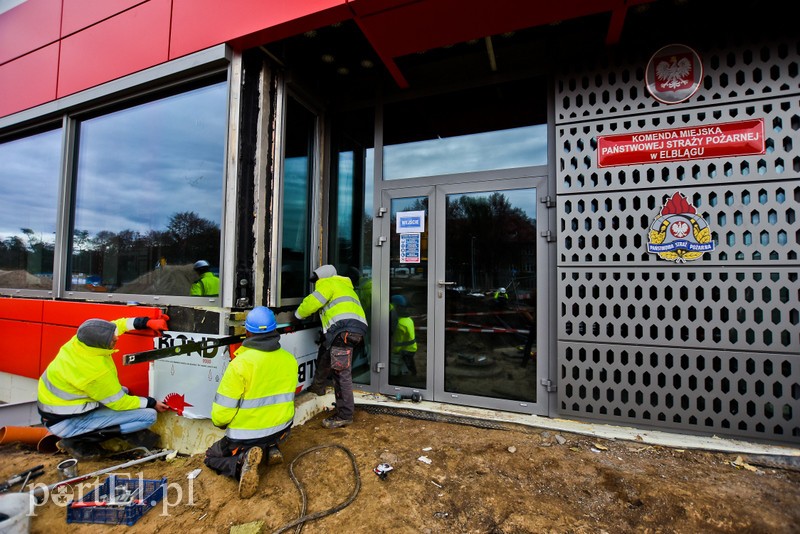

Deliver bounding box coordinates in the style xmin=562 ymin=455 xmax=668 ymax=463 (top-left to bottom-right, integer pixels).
xmin=147 ymin=314 xmax=170 ymax=332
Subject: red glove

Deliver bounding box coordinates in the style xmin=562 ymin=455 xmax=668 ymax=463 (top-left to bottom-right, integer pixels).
xmin=147 ymin=314 xmax=169 ymax=332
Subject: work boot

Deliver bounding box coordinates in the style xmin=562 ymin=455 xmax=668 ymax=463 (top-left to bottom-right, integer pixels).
xmin=306 ymin=384 xmax=328 ymax=396
xmin=122 ymin=429 xmax=161 ymax=450
xmin=267 ymin=446 xmax=283 ymax=465
xmin=238 ymin=447 xmax=263 ymax=499
xmin=322 ymin=416 xmax=353 ymax=429
xmin=57 ymin=438 xmax=105 ymax=460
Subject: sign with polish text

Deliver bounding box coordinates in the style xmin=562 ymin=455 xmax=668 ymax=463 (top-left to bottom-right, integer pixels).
xmin=597 ymin=119 xmax=765 ymax=168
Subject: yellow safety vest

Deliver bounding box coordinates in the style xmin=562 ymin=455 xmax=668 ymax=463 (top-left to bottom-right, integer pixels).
xmin=191 ymin=272 xmax=220 ymax=296
xmin=211 ymin=344 xmax=299 ymax=440
xmin=392 ymin=316 xmax=417 ymax=354
xmin=37 ymin=318 xmax=145 ymax=418
xmin=296 ymin=275 xmax=367 ymax=332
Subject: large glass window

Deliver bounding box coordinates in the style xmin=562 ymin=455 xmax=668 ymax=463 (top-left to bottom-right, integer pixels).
xmin=71 ymin=81 xmax=227 ymax=297
xmin=328 ymin=107 xmax=375 ymax=384
xmin=0 ymin=128 xmax=61 ymax=290
xmin=383 ymin=78 xmax=547 ymax=180
xmin=280 ymin=97 xmax=316 ymax=300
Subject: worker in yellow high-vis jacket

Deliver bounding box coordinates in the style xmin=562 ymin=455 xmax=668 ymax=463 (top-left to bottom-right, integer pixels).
xmin=37 ymin=315 xmax=171 ymax=458
xmin=205 ymin=306 xmax=299 ymax=499
xmin=295 ymin=264 xmax=367 ymax=429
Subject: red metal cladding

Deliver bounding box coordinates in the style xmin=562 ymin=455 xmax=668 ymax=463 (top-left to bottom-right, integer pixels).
xmin=57 ymin=0 xmax=171 ymax=99
xmin=61 ymin=0 xmax=148 ymax=37
xmin=0 ymin=0 xmax=61 ymax=65
xmin=43 ymin=301 xmax=162 ymax=328
xmin=0 ymin=298 xmax=44 ymax=322
xmin=170 ymin=0 xmax=348 ymax=58
xmin=0 ymin=43 xmax=59 ymax=118
xmin=0 ymin=319 xmax=43 ymax=378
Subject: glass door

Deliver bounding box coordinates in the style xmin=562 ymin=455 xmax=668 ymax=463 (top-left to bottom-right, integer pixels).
xmin=378 ymin=177 xmax=549 ymax=415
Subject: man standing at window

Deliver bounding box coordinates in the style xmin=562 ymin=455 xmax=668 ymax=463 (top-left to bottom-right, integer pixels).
xmin=191 ymin=260 xmax=220 ymax=296
xmin=295 ymin=265 xmax=367 ymax=428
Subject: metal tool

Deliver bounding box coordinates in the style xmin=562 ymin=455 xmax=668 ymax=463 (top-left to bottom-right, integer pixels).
xmin=122 ymin=321 xmax=312 ymax=365
xmin=29 ymin=449 xmax=175 ymax=497
xmin=0 ymin=465 xmax=44 ymax=493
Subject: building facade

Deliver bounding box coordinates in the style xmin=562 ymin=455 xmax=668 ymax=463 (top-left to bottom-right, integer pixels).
xmin=0 ymin=0 xmax=797 ymax=444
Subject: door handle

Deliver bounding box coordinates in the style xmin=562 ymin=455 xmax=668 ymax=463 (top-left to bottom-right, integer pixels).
xmin=437 ymin=280 xmax=456 ymax=286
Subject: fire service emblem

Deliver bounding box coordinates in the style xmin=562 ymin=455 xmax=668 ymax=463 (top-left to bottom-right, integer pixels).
xmin=647 ymin=192 xmax=715 ymax=263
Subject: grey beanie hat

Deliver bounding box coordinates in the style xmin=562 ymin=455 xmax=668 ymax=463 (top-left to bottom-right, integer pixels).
xmin=76 ymin=319 xmax=117 ymax=349
xmin=314 ymin=264 xmax=337 ymax=280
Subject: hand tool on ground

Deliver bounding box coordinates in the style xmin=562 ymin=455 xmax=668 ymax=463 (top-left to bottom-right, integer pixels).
xmin=394 ymin=392 xmax=422 ymax=402
xmin=122 ymin=319 xmax=313 ymax=365
xmin=0 ymin=465 xmax=44 ymax=493
xmin=29 ymin=449 xmax=175 ymax=498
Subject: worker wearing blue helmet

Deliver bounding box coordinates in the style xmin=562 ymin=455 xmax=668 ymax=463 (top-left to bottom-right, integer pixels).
xmin=205 ymin=306 xmax=299 ymax=499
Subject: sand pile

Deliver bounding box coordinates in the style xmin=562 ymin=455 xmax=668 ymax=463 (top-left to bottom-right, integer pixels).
xmin=116 ymin=263 xmax=196 ymax=295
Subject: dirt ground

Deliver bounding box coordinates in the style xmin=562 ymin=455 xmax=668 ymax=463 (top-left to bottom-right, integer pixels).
xmin=2 ymin=406 xmax=800 ymax=534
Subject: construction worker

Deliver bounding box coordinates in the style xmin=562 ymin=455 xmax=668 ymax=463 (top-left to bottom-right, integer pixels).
xmin=493 ymin=287 xmax=510 ymax=307
xmin=205 ymin=306 xmax=299 ymax=499
xmin=37 ymin=315 xmax=171 ymax=459
xmin=190 ymin=259 xmax=220 ymax=296
xmin=295 ymin=265 xmax=367 ymax=428
xmin=390 ymin=295 xmax=417 ymax=376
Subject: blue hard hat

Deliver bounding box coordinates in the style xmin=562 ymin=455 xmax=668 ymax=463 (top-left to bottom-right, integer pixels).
xmin=194 ymin=260 xmax=210 ymax=269
xmin=244 ymin=306 xmax=277 ymax=333
xmin=391 ymin=294 xmax=407 ymax=307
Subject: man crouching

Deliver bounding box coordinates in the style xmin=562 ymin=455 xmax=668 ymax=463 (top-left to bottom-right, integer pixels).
xmin=204 ymin=306 xmax=299 ymax=499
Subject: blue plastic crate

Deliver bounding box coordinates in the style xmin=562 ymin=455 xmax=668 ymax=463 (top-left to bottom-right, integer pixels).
xmin=66 ymin=475 xmax=167 ymax=526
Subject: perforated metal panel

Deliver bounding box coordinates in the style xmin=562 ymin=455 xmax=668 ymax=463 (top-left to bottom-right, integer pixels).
xmin=554 ymin=36 xmax=800 ymax=444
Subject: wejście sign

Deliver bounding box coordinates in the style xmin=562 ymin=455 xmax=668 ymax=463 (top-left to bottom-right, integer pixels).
xmin=597 ymin=119 xmax=764 ymax=167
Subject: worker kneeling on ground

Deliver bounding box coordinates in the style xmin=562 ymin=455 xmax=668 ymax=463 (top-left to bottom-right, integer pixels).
xmin=37 ymin=315 xmax=171 ymax=459
xmin=205 ymin=306 xmax=299 ymax=499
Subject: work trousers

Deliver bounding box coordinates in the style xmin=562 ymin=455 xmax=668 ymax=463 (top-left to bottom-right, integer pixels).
xmin=204 ymin=428 xmax=291 ymax=479
xmin=312 ymin=332 xmax=362 ymax=421
xmin=48 ymin=407 xmax=157 ymax=438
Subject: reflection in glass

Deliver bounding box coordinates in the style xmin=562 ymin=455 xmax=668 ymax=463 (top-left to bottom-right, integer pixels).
xmin=443 ymin=189 xmax=537 ymax=402
xmin=72 ymin=81 xmax=227 ymax=296
xmin=281 ymin=97 xmax=315 ymax=301
xmin=328 ymin=108 xmax=375 ymax=385
xmin=383 ymin=79 xmax=547 ymax=180
xmin=0 ymin=129 xmax=61 ymax=290
xmin=389 ymin=197 xmax=428 ymax=389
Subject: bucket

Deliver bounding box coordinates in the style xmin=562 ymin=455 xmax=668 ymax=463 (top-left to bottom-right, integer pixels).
xmin=0 ymin=493 xmax=35 ymax=534
xmin=57 ymin=458 xmax=78 ymax=480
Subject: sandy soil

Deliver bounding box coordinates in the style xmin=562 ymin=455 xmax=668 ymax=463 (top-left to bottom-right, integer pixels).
xmin=2 ymin=406 xmax=799 ymax=534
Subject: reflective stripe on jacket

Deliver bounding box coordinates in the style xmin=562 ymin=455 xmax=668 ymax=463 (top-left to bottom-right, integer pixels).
xmin=295 ymin=275 xmax=367 ymax=333
xmin=211 ymin=344 xmax=299 ymax=440
xmin=37 ymin=318 xmax=147 ymax=418
xmin=191 ymin=272 xmax=220 ymax=296
xmin=392 ymin=316 xmax=417 ymax=354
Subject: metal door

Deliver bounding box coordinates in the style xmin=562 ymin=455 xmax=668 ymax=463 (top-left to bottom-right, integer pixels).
xmin=376 ymin=176 xmax=551 ymax=415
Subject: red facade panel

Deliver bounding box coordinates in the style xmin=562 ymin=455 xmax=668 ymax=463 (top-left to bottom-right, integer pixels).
xmin=57 ymin=0 xmax=171 ymax=99
xmin=169 ymin=0 xmax=347 ymax=59
xmin=0 ymin=0 xmax=61 ymax=65
xmin=0 ymin=319 xmax=43 ymax=378
xmin=43 ymin=301 xmax=162 ymax=327
xmin=0 ymin=43 xmax=59 ymax=118
xmin=0 ymin=298 xmax=44 ymax=322
xmin=61 ymin=0 xmax=149 ymax=37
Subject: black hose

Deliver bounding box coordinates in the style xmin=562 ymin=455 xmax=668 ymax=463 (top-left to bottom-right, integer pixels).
xmin=271 ymin=443 xmax=361 ymax=534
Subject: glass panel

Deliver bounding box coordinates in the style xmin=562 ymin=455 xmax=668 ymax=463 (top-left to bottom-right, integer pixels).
xmin=383 ymin=79 xmax=547 ymax=180
xmin=389 ymin=196 xmax=428 ymax=389
xmin=0 ymin=128 xmax=61 ymax=290
xmin=280 ymin=97 xmax=316 ymax=301
xmin=72 ymin=81 xmax=227 ymax=296
xmin=443 ymin=188 xmax=537 ymax=402
xmin=328 ymin=108 xmax=375 ymax=384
